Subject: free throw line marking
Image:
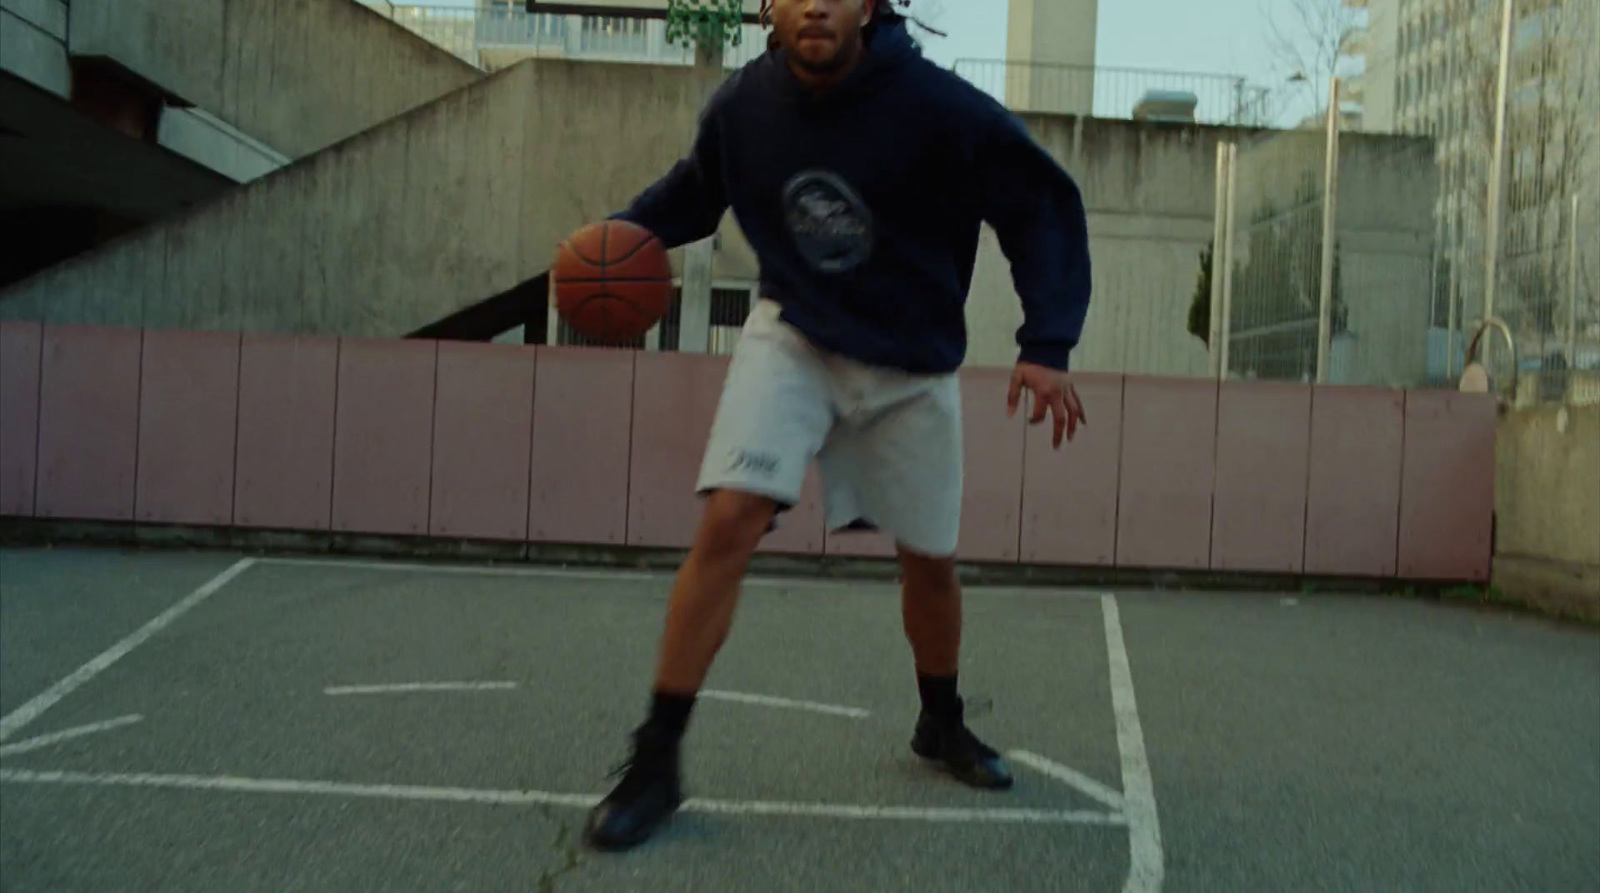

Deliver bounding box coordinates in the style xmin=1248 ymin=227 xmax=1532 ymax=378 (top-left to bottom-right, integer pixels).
xmin=324 ymin=682 xmax=518 ymax=696
xmin=0 ymin=558 xmax=256 ymax=743
xmin=1102 ymin=593 xmax=1165 ymax=893
xmin=0 ymin=715 xmax=144 ymax=758
xmin=699 ymin=689 xmax=869 ymax=719
xmin=256 ymin=557 xmax=1101 ymax=599
xmin=1008 ymin=750 xmax=1127 ymax=812
xmin=0 ymin=768 xmax=1127 ymax=826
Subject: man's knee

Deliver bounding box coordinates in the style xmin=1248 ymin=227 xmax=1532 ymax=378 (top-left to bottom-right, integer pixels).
xmin=897 ymin=545 xmax=959 ymax=590
xmin=694 ymin=489 xmax=778 ymax=560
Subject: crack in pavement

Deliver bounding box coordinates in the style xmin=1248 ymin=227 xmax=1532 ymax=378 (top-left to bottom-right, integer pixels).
xmin=535 ymin=808 xmax=588 ymax=893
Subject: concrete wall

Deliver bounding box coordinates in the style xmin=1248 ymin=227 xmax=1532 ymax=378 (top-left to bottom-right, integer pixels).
xmin=1495 ymin=403 xmax=1600 ymax=567
xmin=0 ymin=57 xmax=1439 ymax=381
xmin=961 ymin=119 xmax=1435 ymax=382
xmin=1492 ymin=403 xmax=1600 ymax=619
xmin=965 ymin=119 xmax=1432 ymax=384
xmin=964 ymin=116 xmax=1230 ymax=376
xmin=1331 ymin=131 xmax=1439 ymax=387
xmin=0 ymin=60 xmax=723 ymax=336
xmin=156 ymin=106 xmax=293 ymax=183
xmin=0 ymin=0 xmax=70 ymax=97
xmin=67 ymin=0 xmax=482 ymax=159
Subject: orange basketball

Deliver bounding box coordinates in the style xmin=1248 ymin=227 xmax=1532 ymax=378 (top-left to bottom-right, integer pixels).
xmin=552 ymin=220 xmax=674 ymax=344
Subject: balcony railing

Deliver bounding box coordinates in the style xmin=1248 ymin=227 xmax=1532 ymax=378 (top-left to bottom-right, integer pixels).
xmin=363 ymin=4 xmax=1271 ymax=127
xmin=371 ymin=3 xmax=766 ymax=70
xmin=953 ymin=59 xmax=1271 ymax=127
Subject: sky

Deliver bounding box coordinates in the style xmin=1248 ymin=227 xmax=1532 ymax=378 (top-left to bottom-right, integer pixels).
xmin=909 ymin=0 xmax=1324 ymax=123
xmin=917 ymin=0 xmax=1282 ymax=77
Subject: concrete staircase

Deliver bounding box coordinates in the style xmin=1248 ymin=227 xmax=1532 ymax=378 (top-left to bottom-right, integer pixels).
xmin=0 ymin=58 xmax=726 ymax=338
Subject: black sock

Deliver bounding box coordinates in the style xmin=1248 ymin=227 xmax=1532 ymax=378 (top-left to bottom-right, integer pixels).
xmin=646 ymin=690 xmax=696 ymax=739
xmin=917 ymin=673 xmax=961 ymax=719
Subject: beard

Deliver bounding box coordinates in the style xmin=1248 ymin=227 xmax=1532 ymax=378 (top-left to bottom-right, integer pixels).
xmin=784 ymin=31 xmax=862 ymax=75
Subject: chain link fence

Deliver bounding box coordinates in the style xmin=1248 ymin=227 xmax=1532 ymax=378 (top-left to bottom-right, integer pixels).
xmin=1200 ymin=95 xmax=1402 ymax=387
xmin=953 ymin=60 xmax=1270 ymax=126
xmin=1419 ymin=0 xmax=1598 ymax=406
xmin=1215 ymin=131 xmax=1337 ymax=383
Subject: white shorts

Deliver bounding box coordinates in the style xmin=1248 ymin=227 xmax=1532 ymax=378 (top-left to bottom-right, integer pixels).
xmin=695 ymin=299 xmax=963 ymax=557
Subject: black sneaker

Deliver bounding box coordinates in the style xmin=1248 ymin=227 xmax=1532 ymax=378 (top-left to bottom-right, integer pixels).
xmin=583 ymin=724 xmax=683 ymax=851
xmin=910 ymin=700 xmax=1014 ymax=790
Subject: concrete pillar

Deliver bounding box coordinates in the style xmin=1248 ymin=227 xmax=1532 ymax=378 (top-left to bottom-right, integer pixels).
xmin=677 ymin=237 xmax=715 ymax=353
xmin=674 ymin=35 xmax=724 ymax=354
xmin=1005 ymin=0 xmax=1098 ymax=115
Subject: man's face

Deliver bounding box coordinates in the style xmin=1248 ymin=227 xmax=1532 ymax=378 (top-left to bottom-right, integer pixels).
xmin=772 ymin=0 xmax=874 ymax=77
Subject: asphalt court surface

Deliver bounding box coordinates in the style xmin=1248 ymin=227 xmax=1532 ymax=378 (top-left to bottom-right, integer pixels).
xmin=1 ymin=547 xmax=1597 ymax=892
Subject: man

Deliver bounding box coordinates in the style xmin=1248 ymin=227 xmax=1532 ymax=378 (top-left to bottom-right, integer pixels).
xmin=584 ymin=0 xmax=1092 ymax=851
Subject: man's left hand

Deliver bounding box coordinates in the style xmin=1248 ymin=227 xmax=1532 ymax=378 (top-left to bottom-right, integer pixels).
xmin=1007 ymin=362 xmax=1086 ymax=448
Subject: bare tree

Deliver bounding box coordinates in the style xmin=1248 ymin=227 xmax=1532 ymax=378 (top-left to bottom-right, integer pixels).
xmin=1453 ymin=0 xmax=1593 ymax=346
xmin=1261 ymin=0 xmax=1365 ymax=123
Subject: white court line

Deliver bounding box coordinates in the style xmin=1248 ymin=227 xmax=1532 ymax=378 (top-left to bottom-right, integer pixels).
xmin=0 ymin=715 xmax=144 ymax=758
xmin=699 ymin=689 xmax=869 ymax=719
xmin=1008 ymin=750 xmax=1127 ymax=813
xmin=0 ymin=768 xmax=1127 ymax=826
xmin=0 ymin=558 xmax=257 ymax=743
xmin=256 ymin=556 xmax=1102 ymax=598
xmin=324 ymin=682 xmax=518 ymax=696
xmin=1101 ymin=594 xmax=1165 ymax=893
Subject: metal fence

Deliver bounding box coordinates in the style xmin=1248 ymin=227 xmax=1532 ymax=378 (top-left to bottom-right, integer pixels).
xmin=1417 ymin=0 xmax=1598 ymax=406
xmin=550 ymin=282 xmax=755 ymax=355
xmin=1463 ymin=182 xmax=1597 ymax=406
xmin=953 ymin=60 xmax=1271 ymax=127
xmin=385 ymin=5 xmax=478 ymax=63
xmin=375 ymin=3 xmax=767 ymax=71
xmin=1206 ymin=94 xmax=1352 ymax=385
xmin=1218 ymin=145 xmax=1331 ymax=383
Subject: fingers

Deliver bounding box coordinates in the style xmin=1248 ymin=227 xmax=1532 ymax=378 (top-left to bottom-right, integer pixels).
xmin=1011 ymin=367 xmax=1087 ymax=449
xmin=1030 ymin=387 xmax=1049 ymax=424
xmin=1064 ymin=385 xmax=1085 ymax=443
xmin=1050 ymin=390 xmax=1069 ymax=448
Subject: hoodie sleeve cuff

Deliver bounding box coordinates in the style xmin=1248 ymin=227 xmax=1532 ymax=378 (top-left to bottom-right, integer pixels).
xmin=1018 ymin=343 xmax=1073 ymax=371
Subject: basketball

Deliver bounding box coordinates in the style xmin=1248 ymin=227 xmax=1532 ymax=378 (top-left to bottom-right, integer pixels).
xmin=552 ymin=220 xmax=674 ymax=343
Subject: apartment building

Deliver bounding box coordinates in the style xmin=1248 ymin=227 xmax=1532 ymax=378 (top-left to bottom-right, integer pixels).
xmin=1347 ymin=0 xmax=1596 ymax=359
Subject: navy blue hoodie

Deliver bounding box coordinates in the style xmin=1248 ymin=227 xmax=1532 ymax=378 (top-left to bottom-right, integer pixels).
xmin=614 ymin=15 xmax=1091 ymax=373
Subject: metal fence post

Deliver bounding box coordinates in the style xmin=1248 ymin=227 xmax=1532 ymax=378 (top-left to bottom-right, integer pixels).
xmin=1483 ymin=0 xmax=1515 ymax=325
xmin=1316 ymin=77 xmax=1342 ymax=384
xmin=1208 ymin=141 xmax=1232 ymax=378
xmin=1570 ymin=192 xmax=1582 ymax=372
xmin=1446 ymin=208 xmax=1461 ymax=381
xmin=1218 ymin=142 xmax=1239 ymax=379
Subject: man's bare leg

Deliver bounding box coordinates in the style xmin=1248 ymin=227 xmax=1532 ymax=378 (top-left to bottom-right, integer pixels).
xmin=899 ymin=545 xmax=962 ymax=676
xmin=654 ymin=490 xmax=777 ymax=692
xmin=584 ymin=489 xmax=775 ymax=850
xmin=898 ymin=546 xmax=1013 ymax=790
